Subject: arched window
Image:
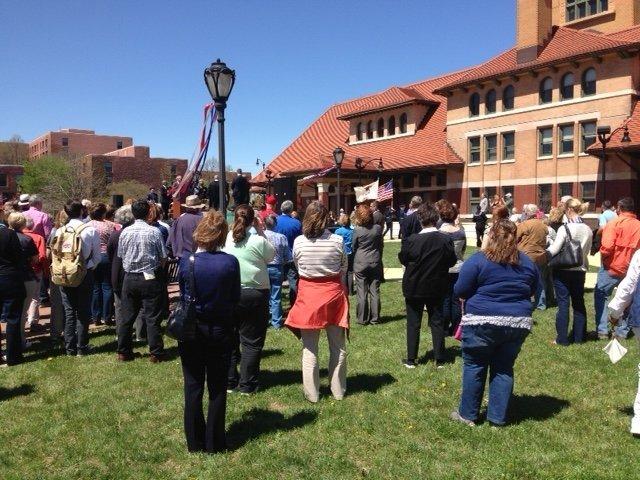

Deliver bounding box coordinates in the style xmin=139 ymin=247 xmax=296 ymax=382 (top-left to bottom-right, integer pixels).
xmin=388 ymin=116 xmax=396 ymax=136
xmin=469 ymin=93 xmax=480 ymax=117
xmin=503 ymin=85 xmax=515 ymax=110
xmin=582 ymin=68 xmax=596 ymax=96
xmin=356 ymin=122 xmax=363 ymax=141
xmin=539 ymin=77 xmax=553 ymax=104
xmin=485 ymin=89 xmax=497 ymax=113
xmin=366 ymin=121 xmax=373 ymax=139
xmin=561 ymin=72 xmax=575 ymax=100
xmin=377 ymin=118 xmax=384 ymax=137
xmin=399 ymin=113 xmax=408 ymax=134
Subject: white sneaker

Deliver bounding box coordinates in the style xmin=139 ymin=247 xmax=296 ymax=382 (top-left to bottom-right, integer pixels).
xmin=630 ymin=416 xmax=640 ymax=435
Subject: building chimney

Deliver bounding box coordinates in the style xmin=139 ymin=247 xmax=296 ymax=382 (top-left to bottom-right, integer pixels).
xmin=516 ymin=0 xmax=553 ymax=64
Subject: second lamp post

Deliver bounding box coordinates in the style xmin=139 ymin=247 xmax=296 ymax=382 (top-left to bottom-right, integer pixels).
xmin=333 ymin=147 xmax=345 ymax=213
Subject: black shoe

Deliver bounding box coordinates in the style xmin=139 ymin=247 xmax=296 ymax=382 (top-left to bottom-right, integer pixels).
xmin=402 ymin=359 xmax=417 ymax=369
xmin=77 ymin=346 xmax=94 ymax=357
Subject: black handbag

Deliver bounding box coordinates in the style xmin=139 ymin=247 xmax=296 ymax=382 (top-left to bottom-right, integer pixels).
xmin=548 ymin=225 xmax=583 ymax=269
xmin=166 ymin=255 xmax=197 ymax=342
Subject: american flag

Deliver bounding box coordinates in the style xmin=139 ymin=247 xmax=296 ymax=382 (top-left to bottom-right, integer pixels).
xmin=377 ymin=180 xmax=393 ymax=202
xmin=298 ymin=165 xmax=336 ymax=184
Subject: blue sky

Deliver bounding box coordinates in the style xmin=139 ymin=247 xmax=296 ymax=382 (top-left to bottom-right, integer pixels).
xmin=0 ymin=0 xmax=515 ymax=174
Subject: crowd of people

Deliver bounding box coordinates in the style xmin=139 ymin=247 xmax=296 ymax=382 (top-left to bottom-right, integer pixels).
xmin=2 ymin=185 xmax=640 ymax=451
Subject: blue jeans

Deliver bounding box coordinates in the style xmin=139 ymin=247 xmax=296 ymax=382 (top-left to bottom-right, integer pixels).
xmin=267 ymin=265 xmax=284 ymax=328
xmin=91 ymin=254 xmax=113 ymax=322
xmin=594 ymin=267 xmax=625 ymax=336
xmin=459 ymin=324 xmax=528 ymax=425
xmin=534 ymin=265 xmax=546 ymax=310
xmin=553 ymin=270 xmax=586 ymax=345
xmin=61 ymin=270 xmax=94 ymax=354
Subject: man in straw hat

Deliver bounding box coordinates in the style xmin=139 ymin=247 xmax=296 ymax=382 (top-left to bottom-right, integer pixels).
xmin=167 ymin=195 xmax=205 ymax=260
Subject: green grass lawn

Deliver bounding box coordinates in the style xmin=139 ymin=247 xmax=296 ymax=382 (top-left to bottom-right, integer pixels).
xmin=2 ymin=274 xmax=639 ymax=479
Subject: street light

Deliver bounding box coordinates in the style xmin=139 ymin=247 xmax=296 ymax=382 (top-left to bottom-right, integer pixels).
xmin=355 ymin=157 xmax=364 ymax=185
xmin=332 ymin=147 xmax=345 ymax=213
xmin=265 ymin=168 xmax=274 ymax=195
xmin=204 ymin=59 xmax=236 ymax=213
xmin=256 ymin=158 xmax=265 ymax=170
xmin=597 ymin=124 xmax=631 ymax=204
xmin=377 ymin=158 xmax=384 ymax=180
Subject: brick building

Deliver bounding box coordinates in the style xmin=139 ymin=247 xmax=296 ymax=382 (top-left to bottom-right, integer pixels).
xmin=261 ymin=0 xmax=640 ymax=214
xmin=29 ymin=128 xmax=187 ymax=190
xmin=0 ymin=165 xmax=24 ymax=200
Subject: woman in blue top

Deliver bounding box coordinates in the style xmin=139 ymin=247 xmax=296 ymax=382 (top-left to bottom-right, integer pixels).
xmin=178 ymin=210 xmax=241 ymax=453
xmin=451 ymin=220 xmax=538 ymax=427
xmin=334 ymin=213 xmax=354 ymax=295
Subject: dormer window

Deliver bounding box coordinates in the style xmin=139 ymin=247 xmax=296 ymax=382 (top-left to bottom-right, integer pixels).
xmin=366 ymin=121 xmax=373 ymax=139
xmin=399 ymin=113 xmax=408 ymax=134
xmin=377 ymin=118 xmax=384 ymax=137
xmin=566 ymin=0 xmax=608 ymax=22
xmin=388 ymin=116 xmax=396 ymax=136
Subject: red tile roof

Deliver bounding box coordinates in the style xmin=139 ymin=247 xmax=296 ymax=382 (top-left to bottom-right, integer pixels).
xmin=262 ymin=71 xmax=469 ymax=181
xmin=435 ymin=26 xmax=640 ymax=92
xmin=587 ymin=100 xmax=640 ymax=152
xmin=336 ymin=87 xmax=436 ymax=120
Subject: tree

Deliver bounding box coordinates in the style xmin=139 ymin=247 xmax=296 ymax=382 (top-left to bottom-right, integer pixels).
xmin=19 ymin=155 xmax=95 ymax=213
xmin=106 ymin=180 xmax=149 ymax=203
xmin=0 ymin=134 xmax=28 ymax=165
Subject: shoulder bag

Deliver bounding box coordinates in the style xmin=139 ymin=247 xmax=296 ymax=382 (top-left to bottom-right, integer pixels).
xmin=166 ymin=255 xmax=197 ymax=342
xmin=548 ymin=225 xmax=583 ymax=269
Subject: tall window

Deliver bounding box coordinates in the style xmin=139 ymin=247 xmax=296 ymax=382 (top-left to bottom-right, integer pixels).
xmin=435 ymin=170 xmax=447 ymax=186
xmin=539 ymin=77 xmax=553 ymax=104
xmin=559 ymin=124 xmax=575 ymax=155
xmin=503 ymin=85 xmax=515 ymax=111
xmin=539 ymin=127 xmax=553 ymax=157
xmin=366 ymin=121 xmax=373 ymax=139
xmin=469 ymin=187 xmax=481 ymax=212
xmin=377 ymin=118 xmax=384 ymax=138
xmin=581 ymin=181 xmax=596 ymax=210
xmin=388 ymin=116 xmax=396 ymax=136
xmin=402 ymin=174 xmax=414 ymax=188
xmin=171 ymin=164 xmax=177 ymax=181
xmin=538 ymin=184 xmax=553 ymax=213
xmin=356 ymin=122 xmax=363 ymax=141
xmin=567 ymin=0 xmax=608 ymax=21
xmin=485 ymin=89 xmax=497 ymax=114
xmin=104 ymin=161 xmax=113 ymax=184
xmin=62 ymin=137 xmax=69 ymax=147
xmin=485 ymin=134 xmax=497 ymax=162
xmin=116 ymin=141 xmax=123 ymax=149
xmin=581 ymin=121 xmax=597 ymax=152
xmin=559 ymin=182 xmax=573 ymax=200
xmin=468 ymin=137 xmax=481 ymax=164
xmin=469 ymin=93 xmax=480 ymax=117
xmin=561 ymin=73 xmax=575 ymax=100
xmin=418 ymin=172 xmax=432 ymax=187
xmin=399 ymin=113 xmax=408 ymax=134
xmin=0 ymin=174 xmax=7 ymax=187
xmin=582 ymin=68 xmax=596 ymax=96
xmin=502 ymin=132 xmax=515 ymax=160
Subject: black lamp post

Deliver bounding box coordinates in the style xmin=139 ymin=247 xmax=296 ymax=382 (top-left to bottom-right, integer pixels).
xmin=265 ymin=168 xmax=274 ymax=195
xmin=256 ymin=158 xmax=265 ymax=170
xmin=204 ymin=59 xmax=236 ymax=213
xmin=377 ymin=158 xmax=384 ymax=181
xmin=332 ymin=147 xmax=345 ymax=213
xmin=355 ymin=157 xmax=364 ymax=185
xmin=597 ymin=125 xmax=631 ymax=205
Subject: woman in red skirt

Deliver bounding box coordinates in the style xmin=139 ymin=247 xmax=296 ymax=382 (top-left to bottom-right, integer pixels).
xmin=285 ymin=201 xmax=349 ymax=403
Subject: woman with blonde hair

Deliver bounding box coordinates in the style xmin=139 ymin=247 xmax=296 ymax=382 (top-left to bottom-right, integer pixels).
xmin=178 ymin=210 xmax=240 ymax=453
xmin=546 ymin=198 xmax=593 ymax=345
xmin=285 ymin=201 xmax=349 ymax=403
xmin=451 ymin=220 xmax=538 ymax=426
xmin=223 ymin=204 xmax=275 ymax=394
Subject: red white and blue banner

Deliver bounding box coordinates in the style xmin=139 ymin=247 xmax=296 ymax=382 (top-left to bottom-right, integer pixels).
xmin=298 ymin=165 xmax=336 ymax=185
xmin=377 ymin=180 xmax=394 ymax=202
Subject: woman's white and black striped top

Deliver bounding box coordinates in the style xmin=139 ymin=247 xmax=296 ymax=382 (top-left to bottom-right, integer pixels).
xmin=293 ymin=230 xmax=347 ymax=279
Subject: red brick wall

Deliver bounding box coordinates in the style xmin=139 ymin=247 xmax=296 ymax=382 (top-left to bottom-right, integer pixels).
xmin=89 ymin=155 xmax=187 ymax=189
xmin=0 ymin=165 xmax=24 ymax=199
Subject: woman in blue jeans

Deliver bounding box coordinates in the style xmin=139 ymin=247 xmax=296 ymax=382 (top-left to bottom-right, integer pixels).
xmin=178 ymin=210 xmax=240 ymax=453
xmin=451 ymin=220 xmax=538 ymax=427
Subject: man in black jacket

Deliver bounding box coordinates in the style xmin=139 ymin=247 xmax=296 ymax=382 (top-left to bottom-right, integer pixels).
xmin=207 ymin=175 xmax=229 ymax=211
xmin=400 ymin=196 xmax=423 ymax=242
xmin=398 ymin=203 xmax=457 ymax=368
xmin=231 ymin=169 xmax=250 ymax=207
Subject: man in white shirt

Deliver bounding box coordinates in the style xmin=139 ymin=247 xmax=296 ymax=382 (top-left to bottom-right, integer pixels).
xmin=55 ymin=200 xmax=101 ymax=356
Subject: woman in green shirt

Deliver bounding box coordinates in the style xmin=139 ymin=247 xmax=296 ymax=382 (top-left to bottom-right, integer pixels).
xmin=223 ymin=205 xmax=275 ymax=394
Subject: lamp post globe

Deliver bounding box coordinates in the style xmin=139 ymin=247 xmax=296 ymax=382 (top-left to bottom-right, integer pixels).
xmin=332 ymin=147 xmax=345 ymax=213
xmin=204 ymin=59 xmax=236 ymax=214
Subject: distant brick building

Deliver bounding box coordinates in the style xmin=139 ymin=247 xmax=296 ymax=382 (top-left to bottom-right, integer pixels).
xmin=29 ymin=128 xmax=188 ymax=190
xmin=0 ymin=165 xmax=24 ymax=200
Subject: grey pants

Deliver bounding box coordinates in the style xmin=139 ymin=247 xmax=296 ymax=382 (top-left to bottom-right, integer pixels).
xmin=354 ymin=271 xmax=380 ymax=325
